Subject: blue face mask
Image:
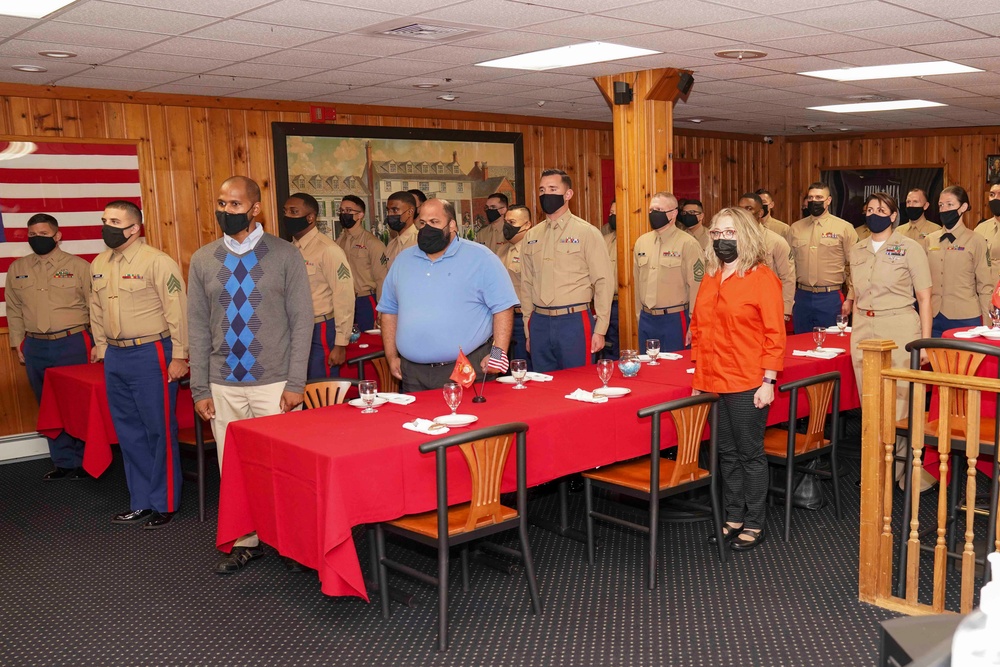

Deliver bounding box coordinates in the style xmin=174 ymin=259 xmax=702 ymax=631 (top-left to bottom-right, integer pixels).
xmin=865 ymin=213 xmax=892 ymax=234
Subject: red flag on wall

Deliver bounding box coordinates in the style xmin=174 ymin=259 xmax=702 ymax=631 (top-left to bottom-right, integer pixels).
xmin=449 ymin=348 xmax=477 ymax=388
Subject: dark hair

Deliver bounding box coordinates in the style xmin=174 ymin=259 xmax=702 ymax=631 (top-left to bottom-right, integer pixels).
xmin=288 ymin=192 xmax=319 ymax=214
xmin=507 ymin=203 xmax=531 ymax=221
xmin=541 ymin=168 xmax=572 ymax=189
xmin=739 ymin=192 xmax=763 ymax=207
xmin=941 ymin=185 xmax=970 ymax=209
xmin=990 ymin=177 xmax=1000 ymax=188
xmin=907 ymin=187 xmax=929 ymax=200
xmin=222 ymin=176 xmax=261 ymax=204
xmin=27 ymin=213 xmax=58 ymax=228
xmin=407 ymin=189 xmax=427 ymax=204
xmin=864 ymin=192 xmax=898 ymax=215
xmin=807 ymin=181 xmax=829 ymax=195
xmin=755 ymin=188 xmax=773 ymax=198
xmin=681 ymin=198 xmax=704 ymax=210
xmin=341 ymin=194 xmax=366 ymax=212
xmin=486 ymin=192 xmax=509 ymax=207
xmin=105 ymin=200 xmax=142 ymax=224
xmin=388 ymin=191 xmax=418 ymax=209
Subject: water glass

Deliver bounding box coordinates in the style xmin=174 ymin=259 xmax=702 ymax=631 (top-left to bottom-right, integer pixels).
xmin=443 ymin=382 xmax=463 ymax=415
xmin=618 ymin=349 xmax=640 ymax=378
xmin=511 ymin=359 xmax=528 ymax=390
xmin=836 ymin=314 xmax=848 ymax=336
xmin=359 ymin=380 xmax=378 ymax=414
xmin=813 ymin=326 xmax=827 ymax=350
xmin=350 ymin=323 xmax=362 ymax=343
xmin=597 ymin=359 xmax=615 ymax=387
xmin=645 ymin=338 xmax=661 ymax=365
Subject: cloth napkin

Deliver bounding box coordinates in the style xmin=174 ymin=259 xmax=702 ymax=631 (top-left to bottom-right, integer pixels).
xmin=686 ymin=368 xmax=695 ymax=374
xmin=525 ymin=372 xmax=554 ymax=381
xmin=402 ymin=418 xmax=449 ymax=435
xmin=954 ymin=326 xmax=993 ymax=339
xmin=379 ymin=392 xmax=416 ymax=405
xmin=793 ymin=349 xmax=841 ymax=359
xmin=638 ymin=352 xmax=683 ymax=361
xmin=824 ymin=326 xmax=851 ymax=333
xmin=564 ymin=388 xmax=609 ymax=404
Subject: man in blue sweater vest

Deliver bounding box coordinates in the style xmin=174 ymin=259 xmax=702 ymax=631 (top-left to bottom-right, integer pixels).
xmin=188 ymin=176 xmax=313 ymax=574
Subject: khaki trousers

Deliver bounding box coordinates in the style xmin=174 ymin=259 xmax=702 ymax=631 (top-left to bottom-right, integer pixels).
xmin=210 ymin=381 xmax=290 ymax=547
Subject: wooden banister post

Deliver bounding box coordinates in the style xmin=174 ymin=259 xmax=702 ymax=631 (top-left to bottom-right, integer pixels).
xmin=858 ymin=339 xmax=897 ymax=604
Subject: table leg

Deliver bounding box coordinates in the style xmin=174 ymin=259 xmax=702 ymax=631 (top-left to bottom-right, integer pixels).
xmin=529 ymin=480 xmax=595 ymax=545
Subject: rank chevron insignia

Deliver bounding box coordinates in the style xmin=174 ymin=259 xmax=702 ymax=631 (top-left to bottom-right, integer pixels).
xmin=693 ymin=258 xmax=705 ymax=282
xmin=337 ymin=263 xmax=351 ymax=280
xmin=166 ymin=274 xmax=182 ymax=294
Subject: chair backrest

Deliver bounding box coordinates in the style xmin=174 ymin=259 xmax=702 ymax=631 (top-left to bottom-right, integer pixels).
xmin=907 ymin=339 xmax=1000 ymax=424
xmin=354 ymin=351 xmax=401 ymax=393
xmin=303 ymin=378 xmax=358 ymax=409
xmin=419 ymin=422 xmax=529 ymax=534
xmin=639 ymin=393 xmax=719 ymax=487
xmin=778 ymin=371 xmax=841 ymax=454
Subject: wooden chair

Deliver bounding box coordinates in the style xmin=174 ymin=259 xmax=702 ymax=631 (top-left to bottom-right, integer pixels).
xmin=582 ymin=393 xmax=724 ymax=590
xmin=895 ymin=339 xmax=1000 ymax=595
xmin=763 ymin=371 xmax=842 ymax=542
xmin=352 ymin=350 xmax=400 ymax=394
xmin=374 ymin=422 xmax=540 ymax=651
xmin=176 ymin=377 xmax=216 ymax=522
xmin=302 ymin=377 xmax=360 ymax=409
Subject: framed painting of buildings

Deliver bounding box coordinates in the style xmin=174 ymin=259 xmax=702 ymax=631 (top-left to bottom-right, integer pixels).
xmin=272 ymin=123 xmax=524 ymax=243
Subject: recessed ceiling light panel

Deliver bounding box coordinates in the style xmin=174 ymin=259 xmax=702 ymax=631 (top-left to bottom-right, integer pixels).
xmin=38 ymin=50 xmax=77 ymax=58
xmin=800 ymin=60 xmax=981 ymax=82
xmin=809 ymin=99 xmax=946 ymax=113
xmin=12 ymin=65 xmax=48 ymax=73
xmin=0 ymin=0 xmax=78 ymax=19
xmin=477 ymin=41 xmax=659 ymax=72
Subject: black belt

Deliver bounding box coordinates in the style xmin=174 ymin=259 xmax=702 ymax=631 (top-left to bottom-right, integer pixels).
xmin=424 ymin=340 xmax=492 ymax=367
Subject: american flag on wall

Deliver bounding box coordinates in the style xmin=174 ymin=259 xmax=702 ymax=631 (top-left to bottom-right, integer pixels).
xmin=0 ymin=141 xmax=141 ymax=327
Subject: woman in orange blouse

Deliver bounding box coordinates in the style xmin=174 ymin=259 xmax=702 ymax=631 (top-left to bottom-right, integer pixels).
xmin=691 ymin=207 xmax=787 ymax=551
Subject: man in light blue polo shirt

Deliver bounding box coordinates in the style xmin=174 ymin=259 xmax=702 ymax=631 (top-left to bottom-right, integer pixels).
xmin=379 ymin=198 xmax=518 ymax=393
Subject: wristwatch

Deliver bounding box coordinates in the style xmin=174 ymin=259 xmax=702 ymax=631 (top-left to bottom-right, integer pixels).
xmin=762 ymin=377 xmax=776 ymax=385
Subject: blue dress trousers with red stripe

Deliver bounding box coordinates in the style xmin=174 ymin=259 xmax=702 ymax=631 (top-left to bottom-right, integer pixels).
xmin=528 ymin=309 xmax=595 ymax=372
xmin=308 ymin=319 xmax=342 ymax=379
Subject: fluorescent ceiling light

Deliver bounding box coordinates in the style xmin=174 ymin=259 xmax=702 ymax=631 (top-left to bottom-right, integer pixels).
xmin=800 ymin=60 xmax=981 ymax=82
xmin=476 ymin=41 xmax=659 ymax=72
xmin=809 ymin=99 xmax=946 ymax=113
xmin=0 ymin=0 xmax=78 ymax=19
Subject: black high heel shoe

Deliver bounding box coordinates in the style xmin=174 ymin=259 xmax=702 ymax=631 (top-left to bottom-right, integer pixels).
xmin=707 ymin=523 xmax=742 ymax=545
xmin=731 ymin=528 xmax=766 ymax=551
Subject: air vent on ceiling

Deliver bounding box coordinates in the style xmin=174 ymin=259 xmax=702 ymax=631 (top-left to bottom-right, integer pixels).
xmin=380 ymin=23 xmax=471 ymax=40
xmin=843 ymin=94 xmax=895 ymax=102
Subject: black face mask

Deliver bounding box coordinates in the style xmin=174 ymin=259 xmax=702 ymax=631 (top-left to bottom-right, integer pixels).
xmin=385 ymin=215 xmax=406 ymax=233
xmin=761 ymin=204 xmax=769 ymax=217
xmin=802 ymin=207 xmax=810 ymax=218
xmin=677 ymin=212 xmax=700 ymax=228
xmin=283 ymin=215 xmax=310 ymax=237
xmin=607 ymin=214 xmax=616 ymax=231
xmin=865 ymin=213 xmax=893 ymax=235
xmin=713 ymin=239 xmax=739 ymax=264
xmin=539 ymin=194 xmax=565 ymax=215
xmin=28 ymin=235 xmax=57 ymax=255
xmin=417 ymin=224 xmax=451 ymax=254
xmin=989 ymin=200 xmax=1000 ymax=218
xmin=485 ymin=208 xmax=502 ymax=223
xmin=339 ymin=212 xmax=359 ymax=229
xmin=649 ymin=210 xmax=670 ymax=230
xmin=807 ymin=201 xmax=826 ymax=218
xmin=503 ymin=222 xmax=524 ymax=241
xmin=103 ymin=223 xmax=133 ymax=249
xmin=216 ymin=210 xmax=251 ymax=236
xmin=905 ymin=206 xmax=926 ymax=221
xmin=940 ymin=209 xmax=962 ymax=229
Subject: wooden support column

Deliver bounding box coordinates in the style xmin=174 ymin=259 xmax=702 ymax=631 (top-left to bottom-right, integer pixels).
xmin=595 ymin=68 xmax=691 ymax=350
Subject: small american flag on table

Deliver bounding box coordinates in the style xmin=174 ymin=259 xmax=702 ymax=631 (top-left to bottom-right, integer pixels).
xmin=486 ymin=346 xmax=509 ymax=374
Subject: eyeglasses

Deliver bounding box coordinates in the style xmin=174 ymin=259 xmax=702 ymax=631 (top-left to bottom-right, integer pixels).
xmin=708 ymin=229 xmax=737 ymax=240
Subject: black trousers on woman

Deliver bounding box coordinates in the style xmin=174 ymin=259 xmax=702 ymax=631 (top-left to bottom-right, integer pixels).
xmin=716 ymin=387 xmax=770 ymax=530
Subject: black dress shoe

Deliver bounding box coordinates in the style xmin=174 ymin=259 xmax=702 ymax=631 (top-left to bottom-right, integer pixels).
xmin=731 ymin=528 xmax=766 ymax=552
xmin=142 ymin=512 xmax=175 ymax=530
xmin=707 ymin=524 xmax=743 ymax=545
xmin=111 ymin=509 xmax=153 ymax=524
xmin=282 ymin=556 xmax=312 ymax=573
xmin=216 ymin=546 xmax=266 ymax=574
xmin=43 ymin=467 xmax=87 ymax=481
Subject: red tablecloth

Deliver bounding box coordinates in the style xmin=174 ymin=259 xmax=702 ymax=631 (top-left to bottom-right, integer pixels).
xmin=34 ymin=334 xmax=385 ymax=478
xmin=216 ymin=333 xmax=859 ymax=600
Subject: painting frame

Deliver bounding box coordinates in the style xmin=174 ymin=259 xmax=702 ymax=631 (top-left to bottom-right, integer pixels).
xmin=272 ymin=123 xmax=524 ymax=242
xmin=988 ymin=155 xmax=1000 ymax=183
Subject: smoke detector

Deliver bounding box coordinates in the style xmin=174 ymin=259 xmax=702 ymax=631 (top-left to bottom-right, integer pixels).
xmin=714 ymin=49 xmax=767 ymax=61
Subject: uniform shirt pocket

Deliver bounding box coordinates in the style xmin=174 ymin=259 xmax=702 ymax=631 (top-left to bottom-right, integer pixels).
xmin=819 ymin=237 xmax=841 ymax=247
xmin=10 ymin=274 xmax=35 ymax=291
xmin=659 ymin=256 xmax=682 ymax=268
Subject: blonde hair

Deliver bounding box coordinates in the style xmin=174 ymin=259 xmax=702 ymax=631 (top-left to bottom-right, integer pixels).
xmin=705 ymin=207 xmax=767 ymax=277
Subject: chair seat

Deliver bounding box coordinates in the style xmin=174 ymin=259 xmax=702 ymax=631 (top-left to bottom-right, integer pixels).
xmin=896 ymin=415 xmax=997 ymax=447
xmin=177 ymin=426 xmax=216 ymax=448
xmin=387 ymin=502 xmax=518 ymax=539
xmin=763 ymin=428 xmax=829 ymax=457
xmin=582 ymin=457 xmax=709 ymax=492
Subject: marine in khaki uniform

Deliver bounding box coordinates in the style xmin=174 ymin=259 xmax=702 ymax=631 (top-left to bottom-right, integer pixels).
xmin=497 ymin=204 xmax=534 ymax=368
xmin=896 ymin=187 xmax=940 ymax=243
xmin=334 ymin=194 xmax=387 ymax=332
xmin=90 ymin=200 xmax=188 ymax=529
xmin=925 ymin=185 xmax=993 ymax=336
xmin=739 ymin=193 xmax=796 ymax=321
xmin=384 ymin=190 xmax=419 ymax=270
xmin=974 ymin=178 xmax=1000 ymax=285
xmin=678 ymin=199 xmax=711 ymax=251
xmin=474 ymin=192 xmax=509 ymax=256
xmin=856 ymin=224 xmax=872 ymax=241
xmin=6 ymin=214 xmax=92 ymax=480
xmin=521 ymin=168 xmax=613 ymax=372
xmin=603 ymin=200 xmax=620 ymax=360
xmin=756 ymin=189 xmax=792 ymax=243
xmin=848 ymin=193 xmax=935 ymax=490
xmin=789 ymin=182 xmax=859 ymax=334
xmin=285 ymin=193 xmax=356 ymax=379
xmin=633 ymin=191 xmax=704 ymax=353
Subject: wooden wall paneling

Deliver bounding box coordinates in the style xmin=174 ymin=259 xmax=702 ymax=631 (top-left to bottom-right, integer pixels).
xmin=244 ymin=110 xmax=277 ymax=235
xmin=143 ymin=104 xmax=174 ymax=256
xmin=163 ymin=105 xmax=196 ymax=267
xmin=187 ymin=106 xmax=216 ymax=261
xmin=0 ymin=333 xmax=39 ymax=436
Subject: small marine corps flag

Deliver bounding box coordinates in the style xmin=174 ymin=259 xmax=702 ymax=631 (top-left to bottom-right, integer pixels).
xmin=449 ymin=348 xmax=477 ymax=389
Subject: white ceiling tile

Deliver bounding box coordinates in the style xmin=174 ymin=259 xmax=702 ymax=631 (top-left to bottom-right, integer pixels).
xmin=341 ymin=57 xmax=450 ymax=76
xmin=297 ymin=70 xmax=399 ymax=86
xmin=845 ymin=21 xmax=987 ymax=47
xmin=876 ymin=0 xmax=994 ymax=20
xmin=420 ymin=65 xmax=523 ymax=83
xmin=781 ymin=1 xmax=935 ymax=32
xmin=724 ymin=87 xmax=810 ymax=101
xmin=298 ymin=34 xmax=419 ymax=57
xmin=143 ymin=37 xmax=278 ymax=60
xmin=691 ymin=80 xmax=767 ymax=95
xmin=238 ymin=1 xmax=394 ymax=32
xmin=760 ymin=32 xmax=882 ymax=56
xmin=739 ymin=72 xmax=820 ymax=88
xmin=505 ymin=86 xmax=600 ymax=101
xmin=615 ymin=29 xmax=734 ymax=53
xmin=689 ymin=63 xmax=780 ymax=80
xmin=100 ymin=0 xmax=274 ymax=17
xmin=55 ymin=75 xmax=179 ymax=91
xmin=0 ymin=39 xmax=128 ymax=63
xmin=53 ymin=1 xmax=218 ymax=33
xmin=16 ymin=22 xmax=169 ymax=50
xmin=184 ymin=20 xmax=334 ymax=47
xmin=703 ymin=0 xmax=861 ymax=12
xmin=523 ymin=14 xmax=660 ymax=40
xmin=404 ymin=44 xmax=509 ymax=64
xmin=0 ymin=56 xmax=90 ymax=77
xmin=786 ymin=80 xmax=886 ymax=96
xmin=144 ymin=83 xmax=244 ymax=95
xmin=910 ymin=37 xmax=1000 ymax=60
xmin=420 ymin=0 xmax=578 ymax=30
xmin=171 ymin=73 xmax=282 ymax=88
xmin=309 ymin=0 xmax=465 ymax=12
xmin=953 ymin=14 xmax=1000 ymax=37
xmin=693 ymin=17 xmax=827 ymax=42
xmin=443 ymin=80 xmax=545 ymax=95
xmin=450 ymin=30 xmax=580 ymax=52
xmin=248 ymin=49 xmax=372 ymax=69
xmin=308 ymin=88 xmax=405 ymax=103
xmin=598 ymin=0 xmax=757 ymax=29
xmin=490 ymin=71 xmax=593 ymax=87
xmin=72 ymin=65 xmax=189 ymax=84
xmin=753 ymin=55 xmax=858 ymax=74
xmin=106 ymin=52 xmax=234 ymax=73
xmin=510 ymin=0 xmax=642 ymax=10
xmin=0 ymin=16 xmax=37 ymax=37
xmin=829 ymin=48 xmax=941 ymax=66
xmin=227 ymin=89 xmax=314 ymax=101
xmin=245 ymin=80 xmax=351 ymax=95
xmin=208 ymin=62 xmax=326 ymax=80
xmin=616 ymin=53 xmax=718 ymax=71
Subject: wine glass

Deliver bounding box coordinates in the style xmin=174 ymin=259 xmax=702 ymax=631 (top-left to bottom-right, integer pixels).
xmin=597 ymin=359 xmax=615 ymax=388
xmin=359 ymin=380 xmax=378 ymax=414
xmin=991 ymin=306 xmax=1000 ymax=330
xmin=836 ymin=314 xmax=848 ymax=336
xmin=511 ymin=359 xmax=528 ymax=390
xmin=350 ymin=323 xmax=361 ymax=343
xmin=812 ymin=326 xmax=827 ymax=351
xmin=645 ymin=338 xmax=661 ymax=365
xmin=443 ymin=382 xmax=463 ymax=415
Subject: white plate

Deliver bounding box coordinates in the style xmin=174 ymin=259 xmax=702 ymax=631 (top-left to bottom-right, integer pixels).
xmin=348 ymin=397 xmax=387 ymax=408
xmin=983 ymin=330 xmax=1000 ymax=340
xmin=496 ymin=375 xmax=523 ymax=384
xmin=434 ymin=414 xmax=479 ymax=427
xmin=364 ymin=329 xmax=381 ymax=335
xmin=594 ymin=387 xmax=631 ymax=398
